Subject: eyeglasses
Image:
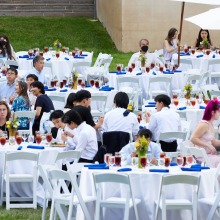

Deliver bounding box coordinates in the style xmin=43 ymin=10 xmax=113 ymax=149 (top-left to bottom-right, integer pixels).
xmin=6 ymin=72 xmax=15 ymax=75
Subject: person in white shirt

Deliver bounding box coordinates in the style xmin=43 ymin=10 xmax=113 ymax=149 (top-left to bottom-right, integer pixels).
xmin=128 ymin=38 xmax=162 ymax=68
xmin=26 ymin=55 xmax=46 ymax=84
xmin=120 ymin=128 xmax=161 ymax=165
xmin=102 ymin=91 xmax=139 ymax=138
xmin=62 ymin=109 xmax=98 ymax=163
xmin=146 ymin=94 xmax=181 ymax=152
xmin=26 ymin=74 xmax=38 ymax=107
xmin=50 ymin=110 xmax=78 ymax=150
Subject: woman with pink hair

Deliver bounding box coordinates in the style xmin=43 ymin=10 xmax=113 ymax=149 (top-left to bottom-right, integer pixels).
xmin=190 ymin=99 xmax=220 ymax=167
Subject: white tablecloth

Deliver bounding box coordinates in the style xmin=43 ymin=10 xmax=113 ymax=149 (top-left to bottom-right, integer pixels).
xmin=77 ymin=166 xmax=216 ymax=220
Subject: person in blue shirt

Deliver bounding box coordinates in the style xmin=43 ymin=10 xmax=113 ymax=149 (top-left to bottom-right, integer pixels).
xmin=0 ymin=67 xmax=18 ymax=103
xmin=120 ymin=128 xmax=161 ymax=165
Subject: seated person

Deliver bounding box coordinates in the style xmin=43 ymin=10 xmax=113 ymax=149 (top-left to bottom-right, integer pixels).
xmin=50 ymin=110 xmax=77 ymax=149
xmin=63 ymin=92 xmax=76 ymax=113
xmin=62 ymin=109 xmax=98 ymax=163
xmin=194 ymin=29 xmax=214 ymax=50
xmin=26 ymin=74 xmax=38 ymax=106
xmin=120 ymin=128 xmax=161 ymax=165
xmin=0 ymin=101 xmax=11 ymax=137
xmin=0 ymin=34 xmax=16 ymax=60
xmin=128 ymin=38 xmax=162 ymax=68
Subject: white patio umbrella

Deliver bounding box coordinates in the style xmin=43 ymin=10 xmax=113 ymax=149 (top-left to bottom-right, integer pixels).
xmin=185 ymin=7 xmax=220 ymax=30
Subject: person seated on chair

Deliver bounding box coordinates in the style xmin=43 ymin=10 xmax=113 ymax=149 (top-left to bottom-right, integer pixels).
xmin=0 ymin=67 xmax=18 ymax=103
xmin=102 ymin=91 xmax=139 ymax=138
xmin=30 ymin=81 xmax=54 ymax=134
xmin=120 ymin=128 xmax=161 ymax=165
xmin=26 ymin=55 xmax=46 ymax=84
xmin=26 ymin=74 xmax=38 ymax=107
xmin=50 ymin=110 xmax=78 ymax=150
xmin=128 ymin=38 xmax=162 ymax=68
xmin=62 ymin=109 xmax=98 ymax=163
xmin=73 ymin=90 xmax=103 ymax=130
xmin=0 ymin=101 xmax=11 ymax=137
xmin=146 ymin=94 xmax=181 ymax=152
xmin=63 ymin=92 xmax=76 ymax=113
xmin=0 ymin=34 xmax=16 ymax=61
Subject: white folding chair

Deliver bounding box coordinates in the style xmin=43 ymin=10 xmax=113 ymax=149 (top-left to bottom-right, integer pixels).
xmin=157 ymin=131 xmax=187 ymax=144
xmin=155 ymin=174 xmax=201 ymax=220
xmin=91 ymin=94 xmax=108 ymax=117
xmin=173 ymin=58 xmax=193 ymax=71
xmin=185 ymin=74 xmax=202 ymax=94
xmin=43 ymin=61 xmax=54 ymax=81
xmin=47 ymin=94 xmax=65 ymax=110
xmin=148 ymin=76 xmax=172 ymax=100
xmin=14 ymin=110 xmax=36 ymax=136
xmin=189 ymin=147 xmax=212 ymax=167
xmin=210 ymin=90 xmax=220 ymax=99
xmin=4 ymin=60 xmax=19 ymax=69
xmin=207 ymin=59 xmax=220 ymax=85
xmin=180 ymin=120 xmax=192 ymax=141
xmin=72 ymin=60 xmax=91 ymax=81
xmin=0 ymin=152 xmax=39 ymax=210
xmin=48 ymin=169 xmax=95 ymax=220
xmin=93 ymin=173 xmax=140 ymax=220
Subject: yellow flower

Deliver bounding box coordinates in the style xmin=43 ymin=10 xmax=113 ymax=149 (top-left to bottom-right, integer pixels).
xmin=184 ymin=83 xmax=192 ymax=94
xmin=135 ymin=135 xmax=149 ymax=151
xmin=127 ymin=105 xmax=133 ymax=111
xmin=138 ymin=54 xmax=147 ymax=62
xmin=135 ymin=141 xmax=140 ymax=149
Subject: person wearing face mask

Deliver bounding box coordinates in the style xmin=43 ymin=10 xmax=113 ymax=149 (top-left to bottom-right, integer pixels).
xmin=0 ymin=34 xmax=16 ymax=61
xmin=128 ymin=38 xmax=162 ymax=68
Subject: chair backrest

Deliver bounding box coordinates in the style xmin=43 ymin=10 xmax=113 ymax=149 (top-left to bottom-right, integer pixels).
xmin=14 ymin=110 xmax=36 ymax=135
xmin=117 ymin=76 xmax=140 ymax=90
xmin=102 ymin=131 xmax=130 ymax=155
xmin=208 ymin=59 xmax=220 ymax=69
xmin=157 ymin=131 xmax=187 ymax=144
xmin=47 ymin=94 xmax=65 ymax=110
xmin=189 ymin=147 xmax=212 ymax=167
xmin=43 ymin=61 xmax=53 ymax=80
xmin=5 ymin=151 xmax=38 ymax=162
xmin=200 ymin=71 xmax=210 ymax=86
xmin=210 ymin=90 xmax=220 ymax=99
xmin=93 ymin=173 xmax=130 ymax=185
xmin=184 ymin=74 xmax=202 ymax=89
xmin=100 ymin=56 xmax=113 ymax=72
xmin=181 ymin=120 xmax=192 ymax=141
xmin=4 ymin=60 xmax=19 ymax=69
xmin=91 ymin=94 xmax=108 ymax=116
xmin=93 ymin=53 xmax=111 ymax=67
xmin=176 ymin=110 xmax=187 ymax=120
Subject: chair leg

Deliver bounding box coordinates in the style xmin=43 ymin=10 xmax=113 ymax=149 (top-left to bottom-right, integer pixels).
xmin=124 ymin=205 xmax=129 ymax=220
xmin=95 ymin=200 xmax=100 ymax=220
xmin=0 ymin=179 xmax=4 ymax=206
xmin=49 ymin=199 xmax=55 ymax=220
xmin=162 ymin=207 xmax=166 ymax=220
xmin=6 ymin=178 xmax=10 ymax=210
xmin=41 ymin=198 xmax=48 ymax=220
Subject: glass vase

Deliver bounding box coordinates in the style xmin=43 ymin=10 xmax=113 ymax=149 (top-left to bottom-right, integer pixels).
xmin=9 ymin=128 xmax=17 ymax=145
xmin=138 ymin=149 xmax=147 ymax=168
xmin=73 ymin=76 xmax=78 ymax=90
xmin=185 ymin=93 xmax=191 ymax=106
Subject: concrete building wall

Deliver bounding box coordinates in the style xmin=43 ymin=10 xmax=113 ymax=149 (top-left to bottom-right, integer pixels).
xmin=97 ymin=0 xmax=219 ymax=52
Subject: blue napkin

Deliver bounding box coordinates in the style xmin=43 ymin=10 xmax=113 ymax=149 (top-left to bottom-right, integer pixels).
xmin=27 ymin=145 xmax=45 ymax=150
xmin=191 ymin=164 xmax=210 ymax=170
xmin=180 ymin=53 xmax=190 ymax=56
xmin=116 ymin=71 xmax=126 ymax=75
xmin=199 ymin=106 xmax=206 ymax=109
xmin=117 ymin=168 xmax=132 ymax=172
xmin=45 ymin=88 xmax=56 ymax=91
xmin=99 ymin=87 xmax=111 ymax=91
xmin=163 ymin=71 xmax=174 ymax=74
xmin=145 ymin=104 xmax=156 ymax=107
xmin=152 ymin=71 xmax=156 ymax=75
xmin=19 ymin=55 xmax=29 ymax=58
xmin=174 ymin=69 xmax=182 ymax=72
xmin=180 ymin=52 xmax=190 ymax=55
xmin=84 ymin=163 xmax=106 ymax=168
xmin=60 ymin=89 xmax=68 ymax=92
xmin=64 ymin=57 xmax=69 ymax=60
xmin=27 ymin=58 xmax=33 ymax=60
xmin=148 ymin=102 xmax=156 ymax=104
xmin=149 ymin=169 xmax=169 ymax=173
xmin=46 ymin=58 xmax=51 ymax=61
xmin=196 ymin=55 xmax=203 ymax=58
xmin=109 ymin=71 xmax=117 ymax=74
xmin=88 ymin=166 xmax=109 ymax=170
xmin=178 ymin=106 xmax=187 ymax=110
xmin=81 ymin=54 xmax=88 ymax=56
xmin=85 ymin=85 xmax=91 ymax=88
xmin=170 ymin=162 xmax=178 ymax=166
xmin=74 ymin=56 xmax=84 ymax=59
xmin=139 ymin=125 xmax=146 ymax=129
xmin=181 ymin=167 xmax=201 ymax=172
xmin=136 ymin=72 xmax=142 ymax=76
xmin=44 ymin=86 xmax=48 ymax=89
xmin=212 ymin=54 xmax=216 ymax=58
xmin=17 ymin=146 xmax=23 ymax=150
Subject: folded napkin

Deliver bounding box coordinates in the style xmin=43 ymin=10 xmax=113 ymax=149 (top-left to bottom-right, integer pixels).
xmin=44 ymin=86 xmax=48 ymax=89
xmin=191 ymin=164 xmax=210 ymax=170
xmin=27 ymin=145 xmax=45 ymax=150
xmin=84 ymin=163 xmax=106 ymax=168
xmin=19 ymin=55 xmax=29 ymax=58
xmin=180 ymin=53 xmax=190 ymax=56
xmin=174 ymin=69 xmax=182 ymax=73
xmin=145 ymin=104 xmax=156 ymax=107
xmin=149 ymin=169 xmax=169 ymax=173
xmin=178 ymin=106 xmax=187 ymax=110
xmin=117 ymin=168 xmax=132 ymax=172
xmin=99 ymin=87 xmax=111 ymax=91
xmin=85 ymin=85 xmax=91 ymax=88
xmin=170 ymin=162 xmax=178 ymax=166
xmin=74 ymin=56 xmax=84 ymax=59
xmin=212 ymin=54 xmax=216 ymax=58
xmin=152 ymin=71 xmax=156 ymax=75
xmin=148 ymin=102 xmax=156 ymax=104
xmin=17 ymin=146 xmax=23 ymax=150
xmin=163 ymin=71 xmax=174 ymax=74
xmin=139 ymin=125 xmax=146 ymax=129
xmin=88 ymin=166 xmax=109 ymax=170
xmin=81 ymin=54 xmax=88 ymax=56
xmin=181 ymin=167 xmax=201 ymax=172
xmin=46 ymin=58 xmax=51 ymax=61
xmin=60 ymin=89 xmax=68 ymax=92
xmin=109 ymin=71 xmax=118 ymax=74
xmin=116 ymin=71 xmax=126 ymax=75
xmin=180 ymin=52 xmax=190 ymax=55
xmin=136 ymin=72 xmax=142 ymax=76
xmin=45 ymin=88 xmax=56 ymax=91
xmin=199 ymin=106 xmax=206 ymax=109
xmin=64 ymin=57 xmax=69 ymax=60
xmin=27 ymin=58 xmax=33 ymax=60
xmin=196 ymin=54 xmax=203 ymax=58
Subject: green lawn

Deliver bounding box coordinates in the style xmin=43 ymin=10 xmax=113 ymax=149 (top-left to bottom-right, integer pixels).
xmin=0 ymin=17 xmax=133 ymax=70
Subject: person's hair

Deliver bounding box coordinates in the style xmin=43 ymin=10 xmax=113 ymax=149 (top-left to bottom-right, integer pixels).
xmin=0 ymin=101 xmax=11 ymax=121
xmin=154 ymin=94 xmax=171 ymax=107
xmin=30 ymin=81 xmax=45 ymax=94
xmin=16 ymin=81 xmax=30 ymax=106
xmin=33 ymin=55 xmax=44 ymax=67
xmin=195 ymin=29 xmax=212 ymax=48
xmin=49 ymin=110 xmax=64 ymax=121
xmin=26 ymin=74 xmax=38 ymax=81
xmin=75 ymin=90 xmax=91 ymax=103
xmin=165 ymin=27 xmax=178 ymax=46
xmin=114 ymin=92 xmax=129 ymax=108
xmin=62 ymin=109 xmax=83 ymax=125
xmin=139 ymin=39 xmax=149 ymax=47
xmin=137 ymin=128 xmax=152 ymax=139
xmin=202 ymin=99 xmax=220 ymax=121
xmin=6 ymin=67 xmax=18 ymax=75
xmin=64 ymin=93 xmax=76 ymax=109
xmin=0 ymin=34 xmax=13 ymax=60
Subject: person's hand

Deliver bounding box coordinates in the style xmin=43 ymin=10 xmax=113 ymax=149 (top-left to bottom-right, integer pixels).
xmin=150 ymin=157 xmax=157 ymax=165
xmin=145 ymin=111 xmax=151 ymax=123
xmin=61 ymin=133 xmax=67 ymax=142
xmin=131 ymin=151 xmax=137 ymax=158
xmin=96 ymin=116 xmax=104 ymax=128
xmin=208 ymin=145 xmax=217 ymax=155
xmin=64 ymin=131 xmax=74 ymax=138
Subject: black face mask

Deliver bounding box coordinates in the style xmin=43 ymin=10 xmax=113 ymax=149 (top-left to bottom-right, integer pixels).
xmin=141 ymin=45 xmax=148 ymax=53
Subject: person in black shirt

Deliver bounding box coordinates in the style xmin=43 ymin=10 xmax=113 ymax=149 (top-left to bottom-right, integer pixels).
xmin=30 ymin=81 xmax=54 ymax=134
xmin=0 ymin=101 xmax=11 ymax=137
